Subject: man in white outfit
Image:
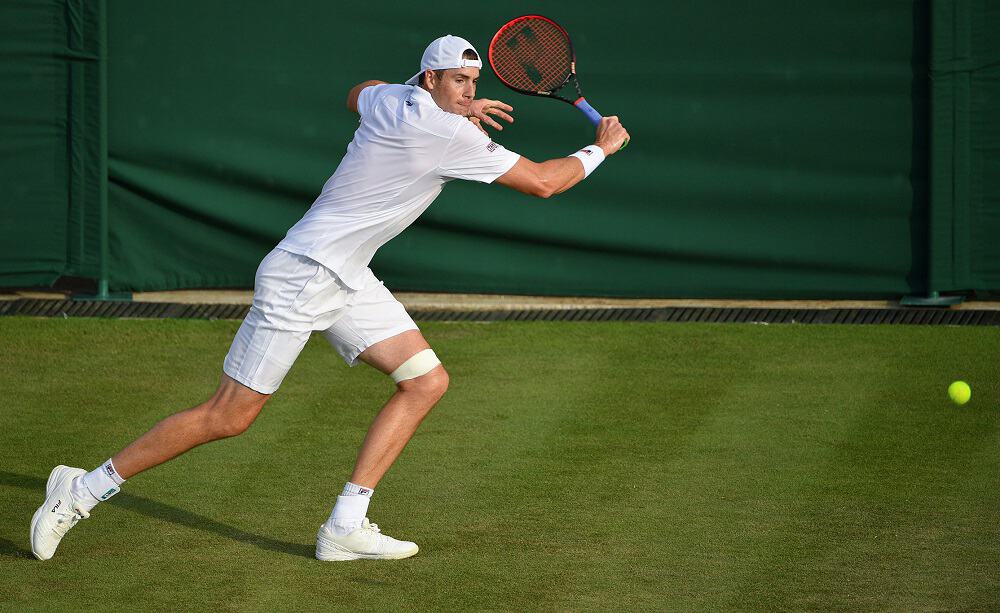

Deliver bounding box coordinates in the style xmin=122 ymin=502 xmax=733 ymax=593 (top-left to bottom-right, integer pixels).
xmin=31 ymin=35 xmax=629 ymax=561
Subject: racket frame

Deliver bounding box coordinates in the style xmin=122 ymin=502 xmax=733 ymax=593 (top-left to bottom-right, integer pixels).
xmin=490 ymin=12 xmax=626 ymax=148
xmin=488 ymin=14 xmax=600 ymax=124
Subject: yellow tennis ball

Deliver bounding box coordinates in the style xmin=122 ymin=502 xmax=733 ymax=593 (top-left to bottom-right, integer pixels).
xmin=948 ymin=381 xmax=971 ymax=405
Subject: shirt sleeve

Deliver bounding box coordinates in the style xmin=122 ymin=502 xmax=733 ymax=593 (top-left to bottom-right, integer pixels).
xmin=357 ymin=84 xmax=385 ymax=118
xmin=438 ymin=119 xmax=521 ymax=183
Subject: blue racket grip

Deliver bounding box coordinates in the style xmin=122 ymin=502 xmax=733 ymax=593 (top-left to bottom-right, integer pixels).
xmin=573 ymin=97 xmax=603 ymax=125
xmin=574 ymin=97 xmax=629 ymax=150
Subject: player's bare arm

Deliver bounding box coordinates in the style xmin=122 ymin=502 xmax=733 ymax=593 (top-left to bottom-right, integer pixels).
xmin=496 ymin=116 xmax=629 ymax=198
xmin=346 ymin=80 xmax=387 ymax=113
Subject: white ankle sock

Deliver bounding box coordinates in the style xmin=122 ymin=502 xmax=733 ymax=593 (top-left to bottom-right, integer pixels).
xmin=327 ymin=482 xmax=373 ymax=536
xmin=74 ymin=459 xmax=125 ymax=512
xmin=341 ymin=481 xmax=373 ymax=497
xmin=71 ymin=478 xmax=101 ymax=512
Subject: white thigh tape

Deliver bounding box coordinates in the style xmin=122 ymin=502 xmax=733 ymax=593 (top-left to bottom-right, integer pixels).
xmin=390 ymin=349 xmax=441 ymax=383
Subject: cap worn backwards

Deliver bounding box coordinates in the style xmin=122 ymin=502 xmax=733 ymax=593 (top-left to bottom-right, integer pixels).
xmin=405 ymin=35 xmax=483 ymax=86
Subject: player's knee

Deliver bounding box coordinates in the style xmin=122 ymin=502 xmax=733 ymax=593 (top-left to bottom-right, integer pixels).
xmin=390 ymin=349 xmax=445 ymax=393
xmin=422 ymin=365 xmax=450 ymax=399
xmin=215 ymin=412 xmax=256 ymax=439
xmin=203 ymin=397 xmax=265 ymax=439
xmin=398 ymin=364 xmax=449 ymax=401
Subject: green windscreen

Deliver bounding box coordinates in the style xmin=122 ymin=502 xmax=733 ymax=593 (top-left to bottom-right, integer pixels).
xmin=2 ymin=1 xmax=997 ymax=299
xmin=0 ymin=0 xmax=101 ymax=286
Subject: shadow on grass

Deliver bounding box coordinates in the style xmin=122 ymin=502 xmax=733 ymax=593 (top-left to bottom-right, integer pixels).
xmin=1 ymin=471 xmax=313 ymax=560
xmin=0 ymin=536 xmax=34 ymax=559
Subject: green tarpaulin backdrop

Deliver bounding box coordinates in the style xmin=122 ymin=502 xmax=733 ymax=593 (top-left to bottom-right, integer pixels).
xmin=1 ymin=1 xmax=997 ymax=298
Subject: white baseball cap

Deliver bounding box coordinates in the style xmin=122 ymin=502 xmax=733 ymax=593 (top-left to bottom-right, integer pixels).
xmin=405 ymin=35 xmax=483 ymax=86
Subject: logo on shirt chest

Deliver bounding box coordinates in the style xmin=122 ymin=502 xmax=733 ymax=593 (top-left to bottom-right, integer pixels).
xmin=405 ymin=99 xmax=413 ymax=107
xmin=486 ymin=141 xmax=498 ymax=153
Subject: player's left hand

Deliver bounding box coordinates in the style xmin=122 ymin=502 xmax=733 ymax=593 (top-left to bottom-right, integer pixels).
xmin=467 ymin=99 xmax=514 ymax=132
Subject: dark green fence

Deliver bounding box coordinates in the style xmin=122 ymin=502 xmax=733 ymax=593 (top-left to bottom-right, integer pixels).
xmin=1 ymin=1 xmax=997 ymax=298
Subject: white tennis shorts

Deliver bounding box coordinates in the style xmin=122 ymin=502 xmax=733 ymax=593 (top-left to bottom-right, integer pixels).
xmin=223 ymin=248 xmax=418 ymax=394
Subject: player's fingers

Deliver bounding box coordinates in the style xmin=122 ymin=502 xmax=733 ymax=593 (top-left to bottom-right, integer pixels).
xmin=482 ymin=116 xmax=503 ymax=131
xmin=488 ymin=109 xmax=514 ymax=123
xmin=482 ymin=99 xmax=512 ymax=111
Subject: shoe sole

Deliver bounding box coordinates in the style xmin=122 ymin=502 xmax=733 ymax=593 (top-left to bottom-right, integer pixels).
xmin=315 ymin=531 xmax=419 ymax=561
xmin=30 ymin=465 xmax=79 ymax=561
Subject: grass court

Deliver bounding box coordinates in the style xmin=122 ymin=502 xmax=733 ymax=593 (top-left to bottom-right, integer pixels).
xmin=1 ymin=317 xmax=998 ymax=611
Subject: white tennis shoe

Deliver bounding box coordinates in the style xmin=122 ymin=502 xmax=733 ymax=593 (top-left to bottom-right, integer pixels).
xmin=30 ymin=465 xmax=90 ymax=561
xmin=316 ymin=518 xmax=419 ymax=561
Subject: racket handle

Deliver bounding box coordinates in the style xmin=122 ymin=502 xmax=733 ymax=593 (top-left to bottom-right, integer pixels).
xmin=574 ymin=97 xmax=628 ymax=150
xmin=573 ymin=97 xmax=602 ymax=125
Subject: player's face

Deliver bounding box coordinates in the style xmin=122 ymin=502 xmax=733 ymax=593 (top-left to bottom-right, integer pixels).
xmin=427 ymin=68 xmax=479 ymax=115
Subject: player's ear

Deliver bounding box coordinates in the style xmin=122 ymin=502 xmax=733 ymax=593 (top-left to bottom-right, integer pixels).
xmin=423 ymin=69 xmax=437 ymax=90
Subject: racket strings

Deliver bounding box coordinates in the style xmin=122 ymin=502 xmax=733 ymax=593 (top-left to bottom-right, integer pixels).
xmin=491 ymin=19 xmax=572 ymax=92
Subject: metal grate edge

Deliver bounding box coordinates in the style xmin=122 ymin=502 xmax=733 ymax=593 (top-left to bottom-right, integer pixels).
xmin=1 ymin=299 xmax=998 ymax=326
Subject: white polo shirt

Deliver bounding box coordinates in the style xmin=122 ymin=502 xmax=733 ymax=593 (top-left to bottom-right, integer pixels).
xmin=277 ymin=84 xmax=521 ymax=290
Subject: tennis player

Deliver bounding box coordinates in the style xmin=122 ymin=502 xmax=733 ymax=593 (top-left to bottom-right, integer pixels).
xmin=31 ymin=34 xmax=629 ymax=562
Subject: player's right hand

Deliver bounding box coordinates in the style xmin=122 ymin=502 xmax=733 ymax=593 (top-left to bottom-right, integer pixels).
xmin=595 ymin=116 xmax=629 ymax=156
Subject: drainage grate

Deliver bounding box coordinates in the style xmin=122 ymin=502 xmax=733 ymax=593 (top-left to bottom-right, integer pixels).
xmin=407 ymin=306 xmax=1000 ymax=325
xmin=2 ymin=299 xmax=998 ymax=326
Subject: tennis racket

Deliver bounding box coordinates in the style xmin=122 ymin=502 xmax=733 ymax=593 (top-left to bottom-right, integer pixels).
xmin=488 ymin=14 xmax=627 ymax=148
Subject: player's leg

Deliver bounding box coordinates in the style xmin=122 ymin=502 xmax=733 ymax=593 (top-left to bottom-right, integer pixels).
xmin=349 ymin=330 xmax=448 ymax=486
xmin=31 ymin=248 xmax=333 ymax=561
xmin=30 ymin=375 xmax=271 ymax=561
xmin=315 ymin=270 xmax=444 ymax=560
xmin=316 ymin=330 xmax=446 ymax=561
xmin=111 ymin=374 xmax=270 ymax=479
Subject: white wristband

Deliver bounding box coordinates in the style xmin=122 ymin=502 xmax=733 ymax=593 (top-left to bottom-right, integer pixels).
xmin=568 ymin=145 xmax=606 ymax=178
